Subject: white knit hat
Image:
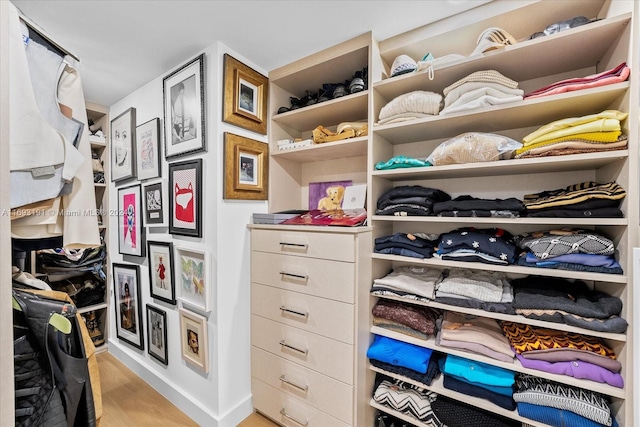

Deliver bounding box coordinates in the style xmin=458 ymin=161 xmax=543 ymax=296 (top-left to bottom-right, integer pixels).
xmin=390 ymin=54 xmax=417 ymax=77
xmin=378 ymin=91 xmax=443 ymax=124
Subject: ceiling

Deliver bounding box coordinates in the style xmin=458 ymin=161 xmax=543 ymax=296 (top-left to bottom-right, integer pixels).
xmin=11 ymin=0 xmax=491 ymax=107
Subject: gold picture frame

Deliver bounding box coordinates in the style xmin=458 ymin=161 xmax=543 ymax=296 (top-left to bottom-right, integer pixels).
xmin=223 ymin=54 xmax=268 ymax=135
xmin=223 ymin=132 xmax=268 ymax=200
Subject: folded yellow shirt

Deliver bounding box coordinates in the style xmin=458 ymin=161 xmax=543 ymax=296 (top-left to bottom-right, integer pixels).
xmin=516 ymin=131 xmax=622 ymax=154
xmin=523 ymin=110 xmax=628 ymax=144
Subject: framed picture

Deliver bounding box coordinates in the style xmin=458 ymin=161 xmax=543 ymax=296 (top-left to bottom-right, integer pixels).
xmin=113 ymin=263 xmax=144 ymax=350
xmin=111 ymin=107 xmax=137 ymax=182
xmin=168 ymin=159 xmax=202 ymax=237
xmin=146 ymin=305 xmax=168 ymax=365
xmin=175 ymin=246 xmax=210 ymax=312
xmin=117 ymin=184 xmax=145 ymax=257
xmin=147 ymin=240 xmax=176 ymax=305
xmin=222 ymin=54 xmax=268 ymax=135
xmin=163 ymin=54 xmax=206 ymax=159
xmin=223 ymin=132 xmax=268 ymax=200
xmin=309 ymin=180 xmax=352 ymax=210
xmin=135 ymin=118 xmax=161 ymax=181
xmin=179 ymin=308 xmax=209 ymax=373
xmin=143 ymin=179 xmax=167 ymax=227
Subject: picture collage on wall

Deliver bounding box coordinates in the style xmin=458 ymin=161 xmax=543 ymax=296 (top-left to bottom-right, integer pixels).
xmin=110 ymin=51 xmax=268 ymax=373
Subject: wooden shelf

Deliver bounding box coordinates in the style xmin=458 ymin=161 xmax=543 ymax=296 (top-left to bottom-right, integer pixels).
xmin=371 ymin=215 xmax=627 ymax=227
xmin=271 ymin=136 xmax=368 ymax=162
xmin=78 ymin=302 xmax=108 ymax=314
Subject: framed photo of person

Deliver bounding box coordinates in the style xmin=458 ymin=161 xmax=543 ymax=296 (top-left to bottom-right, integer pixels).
xmin=135 ymin=117 xmax=161 ymax=181
xmin=175 ymin=246 xmax=210 ymax=312
xmin=163 ymin=54 xmax=206 ymax=159
xmin=223 ymin=132 xmax=268 ymax=200
xmin=146 ymin=305 xmax=168 ymax=365
xmin=222 ymin=54 xmax=268 ymax=135
xmin=111 ymin=107 xmax=137 ymax=182
xmin=168 ymin=159 xmax=202 ymax=237
xmin=117 ymin=184 xmax=145 ymax=257
xmin=147 ymin=240 xmax=176 ymax=305
xmin=142 ymin=179 xmax=167 ymax=227
xmin=113 ymin=263 xmax=144 ymax=350
xmin=179 ymin=308 xmax=209 ymax=373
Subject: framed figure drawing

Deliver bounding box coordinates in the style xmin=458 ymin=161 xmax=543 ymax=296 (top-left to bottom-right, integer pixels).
xmin=113 ymin=263 xmax=144 ymax=350
xmin=147 ymin=240 xmax=176 ymax=305
xmin=146 ymin=305 xmax=168 ymax=365
xmin=111 ymin=107 xmax=137 ymax=182
xmin=118 ymin=184 xmax=145 ymax=257
xmin=223 ymin=54 xmax=268 ymax=135
xmin=135 ymin=118 xmax=161 ymax=181
xmin=143 ymin=180 xmax=167 ymax=227
xmin=175 ymin=246 xmax=210 ymax=312
xmin=179 ymin=308 xmax=209 ymax=373
xmin=223 ymin=132 xmax=268 ymax=200
xmin=168 ymin=159 xmax=202 ymax=237
xmin=163 ymin=54 xmax=206 ymax=159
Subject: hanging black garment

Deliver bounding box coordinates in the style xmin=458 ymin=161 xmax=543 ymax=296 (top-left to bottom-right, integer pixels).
xmin=12 ymin=289 xmax=96 ymax=427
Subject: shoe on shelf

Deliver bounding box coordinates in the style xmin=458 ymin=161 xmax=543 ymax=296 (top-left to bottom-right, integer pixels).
xmin=332 ymin=83 xmax=348 ymax=98
xmin=84 ymin=310 xmax=105 ymax=347
xmin=277 ymin=106 xmax=290 ymax=114
xmin=289 ymin=96 xmax=303 ymax=110
xmin=349 ymin=71 xmax=365 ymax=93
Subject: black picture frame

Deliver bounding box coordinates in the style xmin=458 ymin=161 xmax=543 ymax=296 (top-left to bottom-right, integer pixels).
xmin=117 ymin=184 xmax=146 ymax=257
xmin=113 ymin=263 xmax=144 ymax=350
xmin=168 ymin=159 xmax=203 ymax=237
xmin=135 ymin=117 xmax=162 ymax=181
xmin=111 ymin=107 xmax=137 ymax=183
xmin=147 ymin=240 xmax=176 ymax=305
xmin=146 ymin=304 xmax=168 ymax=365
xmin=142 ymin=180 xmax=166 ymax=226
xmin=162 ymin=54 xmax=206 ymax=159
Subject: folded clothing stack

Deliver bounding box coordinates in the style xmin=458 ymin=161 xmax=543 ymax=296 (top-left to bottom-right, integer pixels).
xmin=514 ymin=374 xmax=619 ymax=427
xmin=370 ymin=266 xmax=444 ymax=301
xmin=377 ymin=90 xmax=443 ymax=125
xmin=376 ymin=185 xmax=451 ymax=216
xmin=516 ymin=228 xmax=623 ymax=275
xmin=374 ymin=232 xmax=439 ymax=258
xmin=522 ymin=181 xmax=626 ymax=218
xmin=367 ymin=334 xmax=434 ymax=374
xmin=435 ymin=227 xmax=518 ymax=265
xmin=511 ymin=276 xmax=627 ymax=334
xmin=372 ymin=376 xmax=442 ymax=426
xmin=433 ymin=195 xmax=525 ymax=218
xmin=501 ymin=321 xmax=624 ymax=388
xmin=515 ymin=110 xmax=628 ymax=159
xmin=434 ymin=268 xmax=515 ymax=314
xmin=372 ymin=298 xmax=442 ymax=340
xmin=440 ymin=70 xmax=523 ymax=115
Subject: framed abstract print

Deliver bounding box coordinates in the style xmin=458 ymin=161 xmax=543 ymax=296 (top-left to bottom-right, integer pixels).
xmin=175 ymin=246 xmax=210 ymax=313
xmin=179 ymin=308 xmax=209 ymax=373
xmin=146 ymin=305 xmax=168 ymax=365
xmin=135 ymin=117 xmax=161 ymax=181
xmin=117 ymin=184 xmax=145 ymax=257
xmin=142 ymin=179 xmax=167 ymax=227
xmin=147 ymin=240 xmax=176 ymax=305
xmin=163 ymin=54 xmax=206 ymax=159
xmin=168 ymin=159 xmax=202 ymax=237
xmin=111 ymin=107 xmax=137 ymax=183
xmin=113 ymin=263 xmax=144 ymax=350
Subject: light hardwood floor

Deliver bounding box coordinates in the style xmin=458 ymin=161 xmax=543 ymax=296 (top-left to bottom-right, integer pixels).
xmin=97 ymin=352 xmax=278 ymax=426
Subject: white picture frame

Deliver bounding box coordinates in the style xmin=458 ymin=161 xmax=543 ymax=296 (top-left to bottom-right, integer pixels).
xmin=175 ymin=246 xmax=210 ymax=312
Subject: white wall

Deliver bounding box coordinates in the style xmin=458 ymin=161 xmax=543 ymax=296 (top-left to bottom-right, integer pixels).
xmin=108 ymin=41 xmax=267 ymax=426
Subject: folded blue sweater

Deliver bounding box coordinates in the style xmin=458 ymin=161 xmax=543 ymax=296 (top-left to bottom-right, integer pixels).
xmin=366 ymin=334 xmax=432 ymax=374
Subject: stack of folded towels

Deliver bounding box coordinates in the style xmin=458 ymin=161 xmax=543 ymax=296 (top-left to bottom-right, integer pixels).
xmin=515 ymin=110 xmax=628 ymax=159
xmin=440 ymin=70 xmax=523 ymax=115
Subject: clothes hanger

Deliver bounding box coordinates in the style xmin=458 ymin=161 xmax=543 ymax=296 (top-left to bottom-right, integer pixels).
xmin=12 ymin=295 xmax=72 ymax=335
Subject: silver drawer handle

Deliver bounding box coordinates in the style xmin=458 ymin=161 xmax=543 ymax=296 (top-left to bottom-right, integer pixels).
xmin=279 ymin=272 xmax=308 ymax=280
xmin=279 ymin=340 xmax=308 ymax=355
xmin=280 ymin=408 xmax=308 ymax=426
xmin=279 ymin=375 xmax=308 ymax=392
xmin=279 ymin=306 xmax=309 ymax=319
xmin=279 ymin=242 xmax=308 ymax=248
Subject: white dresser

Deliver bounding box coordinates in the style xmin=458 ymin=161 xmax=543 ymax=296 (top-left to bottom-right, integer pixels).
xmin=249 ymin=224 xmax=371 ymax=427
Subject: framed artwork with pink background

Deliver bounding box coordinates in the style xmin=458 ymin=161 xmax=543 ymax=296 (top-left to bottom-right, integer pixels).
xmin=168 ymin=159 xmax=202 ymax=237
xmin=118 ymin=184 xmax=145 ymax=257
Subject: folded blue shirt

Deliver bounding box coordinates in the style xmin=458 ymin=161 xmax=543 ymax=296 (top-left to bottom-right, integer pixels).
xmin=442 ymin=354 xmax=515 ymax=387
xmin=366 ymin=334 xmax=432 ymax=374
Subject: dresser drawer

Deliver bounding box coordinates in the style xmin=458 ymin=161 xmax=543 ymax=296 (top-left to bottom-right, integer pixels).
xmin=251 ymin=229 xmax=356 ymax=262
xmin=251 ymin=251 xmax=355 ymax=304
xmin=252 ymin=377 xmax=351 ymax=427
xmin=252 ymin=283 xmax=354 ymax=344
xmin=252 ymin=346 xmax=353 ymax=424
xmin=251 ymin=315 xmax=353 ymax=384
